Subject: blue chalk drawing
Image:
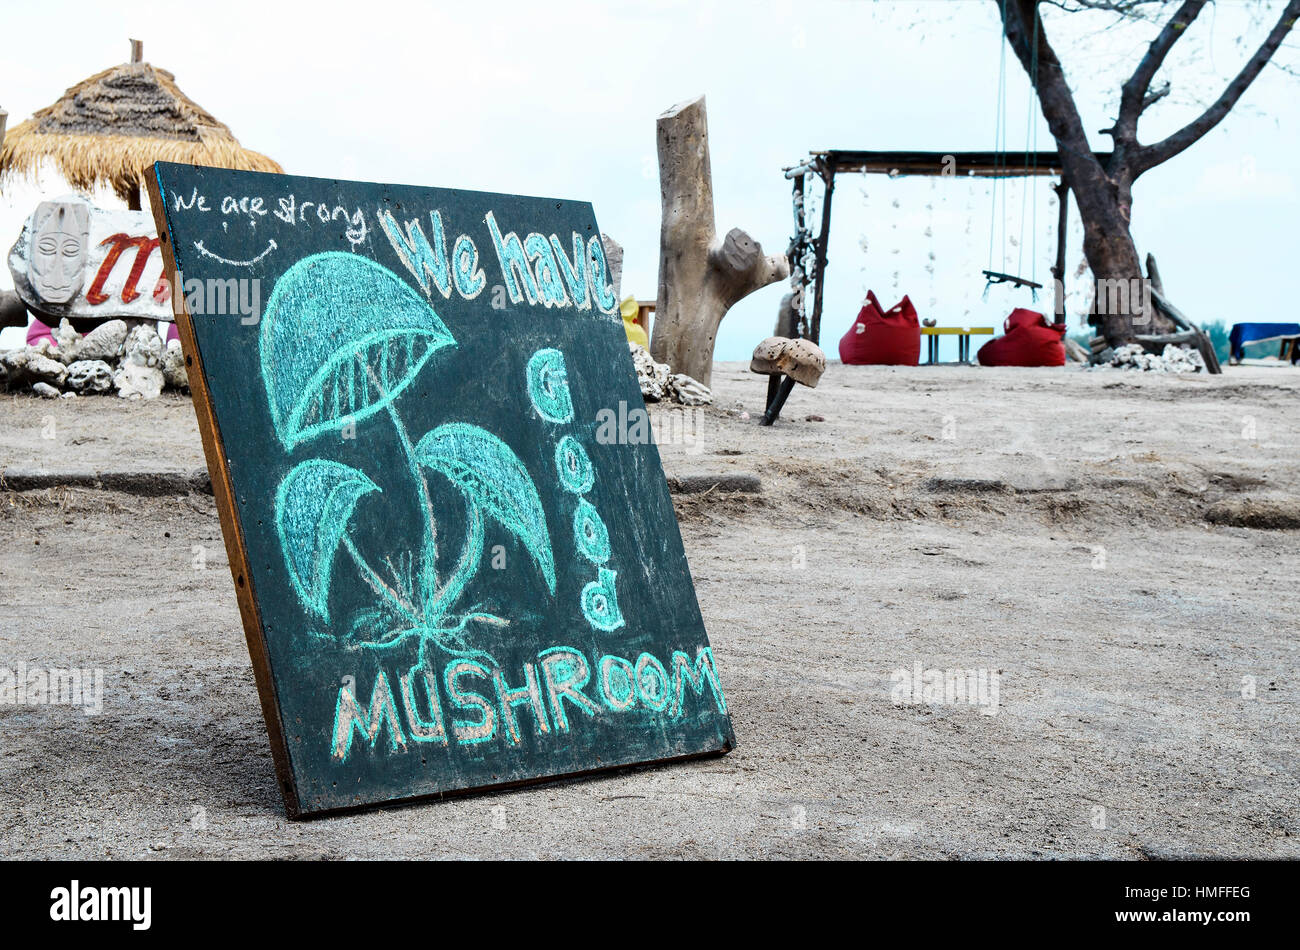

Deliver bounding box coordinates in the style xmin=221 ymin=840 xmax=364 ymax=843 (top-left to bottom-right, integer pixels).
xmin=572 ymin=498 xmax=610 ymax=565
xmin=413 ymin=423 xmax=557 ymax=604
xmin=525 ymin=348 xmax=574 ymax=424
xmin=555 ymin=435 xmax=595 ymax=494
xmin=549 ymin=234 xmax=591 ymax=310
xmin=581 ymin=567 xmax=625 ymax=632
xmin=445 ymin=659 xmax=499 ymax=745
xmin=452 ymin=235 xmax=486 ymax=299
xmin=525 ymin=233 xmax=570 ymax=308
xmin=597 ymin=654 xmax=637 ymax=712
xmin=585 ymin=235 xmax=618 ymax=314
xmin=264 ymin=251 xmax=556 ymax=667
xmin=634 ymin=652 xmax=671 ymax=712
xmin=260 ymin=252 xmax=456 ymax=450
xmin=275 ymin=459 xmax=381 ymax=623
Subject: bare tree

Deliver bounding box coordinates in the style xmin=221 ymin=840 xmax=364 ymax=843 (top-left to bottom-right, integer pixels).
xmin=999 ymin=0 xmax=1299 ymax=345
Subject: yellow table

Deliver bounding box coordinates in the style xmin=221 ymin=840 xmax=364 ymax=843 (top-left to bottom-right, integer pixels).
xmin=921 ymin=326 xmax=995 ymax=364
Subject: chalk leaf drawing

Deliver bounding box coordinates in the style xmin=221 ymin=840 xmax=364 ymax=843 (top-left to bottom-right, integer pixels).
xmin=276 ymin=459 xmax=380 ymax=622
xmin=263 ymin=252 xmax=555 ymax=663
xmin=414 ymin=423 xmax=557 ymax=606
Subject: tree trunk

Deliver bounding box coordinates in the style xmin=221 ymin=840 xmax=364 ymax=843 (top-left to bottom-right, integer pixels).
xmin=1001 ymin=0 xmax=1299 ymax=348
xmin=1001 ymin=0 xmax=1170 ymax=347
xmin=651 ymin=96 xmax=788 ymax=387
xmin=1072 ymin=183 xmax=1169 ymax=344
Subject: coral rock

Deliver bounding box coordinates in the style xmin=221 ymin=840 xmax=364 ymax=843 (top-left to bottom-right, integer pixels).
xmin=74 ymin=319 xmax=129 ymax=362
xmin=629 ymin=342 xmax=670 ymax=402
xmin=161 ymin=339 xmax=189 ymax=391
xmin=667 ymin=373 xmax=713 ymax=406
xmin=28 ymin=351 xmax=69 ymax=388
xmin=123 ymin=324 xmax=163 ymax=367
xmin=66 ymin=359 xmax=115 ymax=394
xmin=114 ymin=362 xmax=165 ymax=399
xmin=1104 ymin=342 xmax=1204 ymax=374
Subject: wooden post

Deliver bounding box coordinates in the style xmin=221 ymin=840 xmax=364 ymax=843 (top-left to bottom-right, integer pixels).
xmin=766 ymin=172 xmax=808 ymax=416
xmin=126 ymin=40 xmax=145 ymax=210
xmin=808 ymin=162 xmax=835 ymax=345
xmin=759 ymin=376 xmax=797 ymax=426
xmin=789 ymin=171 xmax=807 ymax=335
xmin=1051 ymin=178 xmax=1069 ymax=321
xmin=651 ymin=96 xmax=788 ymax=388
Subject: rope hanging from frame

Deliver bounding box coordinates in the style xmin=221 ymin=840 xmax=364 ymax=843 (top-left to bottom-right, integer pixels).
xmin=984 ymin=0 xmax=1042 ymax=301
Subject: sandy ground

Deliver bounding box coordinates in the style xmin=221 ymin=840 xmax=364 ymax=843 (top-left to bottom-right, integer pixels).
xmin=1 ymin=361 xmax=1297 ymax=859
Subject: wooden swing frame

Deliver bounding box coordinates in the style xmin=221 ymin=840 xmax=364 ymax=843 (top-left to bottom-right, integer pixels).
xmin=782 ymin=148 xmax=1114 ymax=346
xmin=758 ymin=148 xmax=1110 ymax=424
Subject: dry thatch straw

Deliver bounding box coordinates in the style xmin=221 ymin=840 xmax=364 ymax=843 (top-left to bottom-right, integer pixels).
xmin=0 ymin=58 xmax=282 ymax=205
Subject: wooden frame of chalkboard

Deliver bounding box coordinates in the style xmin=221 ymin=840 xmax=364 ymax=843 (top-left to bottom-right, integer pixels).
xmin=146 ymin=173 xmax=303 ymax=814
xmin=146 ymin=164 xmax=734 ymax=817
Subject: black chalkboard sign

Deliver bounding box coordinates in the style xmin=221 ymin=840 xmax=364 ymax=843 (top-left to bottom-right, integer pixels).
xmin=147 ymin=162 xmax=734 ymax=817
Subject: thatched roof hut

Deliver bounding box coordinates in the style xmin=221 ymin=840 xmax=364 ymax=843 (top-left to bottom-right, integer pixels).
xmin=0 ymin=41 xmax=282 ymax=208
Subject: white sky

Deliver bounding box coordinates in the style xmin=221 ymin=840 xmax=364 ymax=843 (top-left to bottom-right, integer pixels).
xmin=2 ymin=0 xmax=1296 ymax=360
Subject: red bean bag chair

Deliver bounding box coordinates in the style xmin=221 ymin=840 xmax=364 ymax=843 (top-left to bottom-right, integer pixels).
xmin=977 ymin=308 xmax=1066 ymax=367
xmin=839 ymin=291 xmax=921 ymax=366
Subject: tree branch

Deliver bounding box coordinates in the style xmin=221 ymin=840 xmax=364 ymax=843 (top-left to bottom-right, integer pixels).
xmin=1136 ymin=0 xmax=1300 ymax=173
xmin=1141 ymin=80 xmax=1171 ymax=110
xmin=1040 ymin=0 xmax=1167 ymax=13
xmin=1116 ymin=0 xmax=1205 ymax=138
xmin=1000 ymin=0 xmax=1108 ymax=187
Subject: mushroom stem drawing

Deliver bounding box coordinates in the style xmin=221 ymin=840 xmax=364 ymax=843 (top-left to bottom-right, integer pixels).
xmin=341 ymin=535 xmax=421 ymax=627
xmin=429 ymin=500 xmax=484 ymax=625
xmin=370 ymin=369 xmax=440 ymax=617
xmin=262 ymin=252 xmax=556 ymax=665
xmin=413 ymin=422 xmax=557 ymax=630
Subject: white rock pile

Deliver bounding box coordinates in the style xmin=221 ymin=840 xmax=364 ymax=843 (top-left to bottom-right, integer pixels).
xmin=1097 ymin=342 xmax=1206 ymax=374
xmin=628 ymin=342 xmax=713 ymax=406
xmin=0 ymin=319 xmax=189 ymax=399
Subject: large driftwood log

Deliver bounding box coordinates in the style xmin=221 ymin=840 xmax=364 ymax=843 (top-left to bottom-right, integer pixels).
xmin=1146 ymin=253 xmax=1222 ymax=374
xmin=651 ymin=96 xmax=788 ymax=388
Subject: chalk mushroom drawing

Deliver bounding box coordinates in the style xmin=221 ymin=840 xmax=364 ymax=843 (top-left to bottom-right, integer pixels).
xmin=263 ymin=251 xmax=555 ymax=663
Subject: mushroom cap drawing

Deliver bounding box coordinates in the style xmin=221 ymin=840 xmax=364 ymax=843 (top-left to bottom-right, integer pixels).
xmin=276 ymin=459 xmax=380 ymax=622
xmin=260 ymin=252 xmax=456 ymax=449
xmin=415 ymin=423 xmax=557 ymax=594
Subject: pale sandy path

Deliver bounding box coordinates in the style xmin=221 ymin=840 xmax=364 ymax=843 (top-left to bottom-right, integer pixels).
xmin=1 ymin=363 xmax=1296 ymax=858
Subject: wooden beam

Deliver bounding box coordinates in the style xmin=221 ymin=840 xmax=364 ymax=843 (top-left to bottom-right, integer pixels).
xmin=808 ymin=164 xmax=834 ymax=346
xmin=1051 ymin=179 xmax=1069 ymax=320
xmin=803 ymin=149 xmax=1113 ymax=178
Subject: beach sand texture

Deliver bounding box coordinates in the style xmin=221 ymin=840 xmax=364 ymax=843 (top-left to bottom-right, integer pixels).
xmin=1 ymin=362 xmax=1296 ymax=857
